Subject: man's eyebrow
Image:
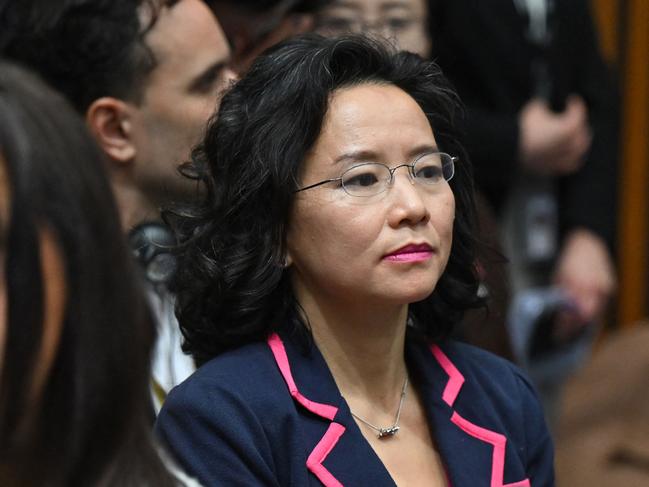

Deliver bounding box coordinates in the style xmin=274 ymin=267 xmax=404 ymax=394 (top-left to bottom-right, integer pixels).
xmin=188 ymin=60 xmax=228 ymax=92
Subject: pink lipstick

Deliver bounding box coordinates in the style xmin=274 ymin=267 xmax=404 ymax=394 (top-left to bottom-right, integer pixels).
xmin=384 ymin=243 xmax=434 ymax=263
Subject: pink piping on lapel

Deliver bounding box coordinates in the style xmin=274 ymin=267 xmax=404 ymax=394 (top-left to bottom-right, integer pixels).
xmin=267 ymin=333 xmax=346 ymax=487
xmin=451 ymin=412 xmax=531 ymax=487
xmin=307 ymin=423 xmax=346 ymax=487
xmin=430 ymin=345 xmax=531 ymax=487
xmin=431 ymin=345 xmax=465 ymax=406
xmin=268 ymin=333 xmax=338 ymax=420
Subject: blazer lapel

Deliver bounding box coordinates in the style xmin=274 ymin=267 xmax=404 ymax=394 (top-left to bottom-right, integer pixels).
xmin=407 ymin=338 xmax=531 ymax=487
xmin=269 ymin=332 xmax=531 ymax=487
xmin=268 ymin=333 xmax=397 ymax=486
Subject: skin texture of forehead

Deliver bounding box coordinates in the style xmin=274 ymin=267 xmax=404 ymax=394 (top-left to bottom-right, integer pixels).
xmin=319 ymin=83 xmax=435 ymax=156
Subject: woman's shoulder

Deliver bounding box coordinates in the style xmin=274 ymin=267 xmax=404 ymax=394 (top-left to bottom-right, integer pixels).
xmin=192 ymin=340 xmax=277 ymax=381
xmin=162 ymin=340 xmax=290 ymax=417
xmin=442 ymin=340 xmax=533 ymax=390
xmin=154 ymin=338 xmax=308 ymax=485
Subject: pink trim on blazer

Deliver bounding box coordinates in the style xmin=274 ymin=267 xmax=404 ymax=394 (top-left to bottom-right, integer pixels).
xmin=268 ymin=333 xmax=345 ymax=486
xmin=267 ymin=334 xmax=531 ymax=487
xmin=431 ymin=345 xmax=531 ymax=487
xmin=306 ymin=423 xmax=346 ymax=487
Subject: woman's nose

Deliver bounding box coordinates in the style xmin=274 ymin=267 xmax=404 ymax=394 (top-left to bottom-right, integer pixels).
xmin=386 ymin=171 xmax=429 ymax=227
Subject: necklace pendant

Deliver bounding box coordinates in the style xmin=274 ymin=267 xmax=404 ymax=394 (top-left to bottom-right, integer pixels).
xmin=377 ymin=426 xmax=399 ymax=438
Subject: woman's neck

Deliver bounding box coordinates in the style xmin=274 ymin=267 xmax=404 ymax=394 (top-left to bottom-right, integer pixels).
xmin=297 ymin=290 xmax=410 ymax=409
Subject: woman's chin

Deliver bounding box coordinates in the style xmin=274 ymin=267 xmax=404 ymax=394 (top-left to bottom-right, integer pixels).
xmin=379 ymin=284 xmax=437 ymax=306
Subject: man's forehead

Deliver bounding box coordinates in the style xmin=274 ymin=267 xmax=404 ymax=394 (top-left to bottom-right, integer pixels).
xmin=143 ymin=0 xmax=229 ymax=65
xmin=137 ymin=0 xmax=231 ymax=96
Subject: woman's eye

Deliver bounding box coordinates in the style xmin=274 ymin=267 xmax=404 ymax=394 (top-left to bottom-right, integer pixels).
xmin=345 ymin=172 xmax=379 ymax=187
xmin=387 ymin=17 xmax=413 ymax=31
xmin=416 ymin=165 xmax=443 ymax=181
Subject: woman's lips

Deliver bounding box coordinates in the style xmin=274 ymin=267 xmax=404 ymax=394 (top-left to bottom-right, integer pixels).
xmin=383 ymin=243 xmax=434 ymax=263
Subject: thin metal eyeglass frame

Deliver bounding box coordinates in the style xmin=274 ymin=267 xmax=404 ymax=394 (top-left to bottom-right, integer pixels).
xmin=294 ymin=152 xmax=457 ymax=196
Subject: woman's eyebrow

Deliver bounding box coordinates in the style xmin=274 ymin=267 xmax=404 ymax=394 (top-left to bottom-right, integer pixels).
xmin=407 ymin=144 xmax=440 ymax=159
xmin=333 ymin=150 xmax=380 ymax=164
xmin=380 ymin=2 xmax=412 ymax=12
xmin=328 ymin=0 xmax=362 ymax=11
xmin=333 ymin=144 xmax=440 ymax=165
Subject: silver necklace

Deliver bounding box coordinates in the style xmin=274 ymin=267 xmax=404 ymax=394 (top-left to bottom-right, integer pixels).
xmin=350 ymin=376 xmax=409 ymax=439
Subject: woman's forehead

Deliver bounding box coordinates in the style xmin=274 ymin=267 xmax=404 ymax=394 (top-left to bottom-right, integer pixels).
xmin=319 ymin=84 xmax=435 ymax=149
xmin=300 ymin=84 xmax=437 ymax=176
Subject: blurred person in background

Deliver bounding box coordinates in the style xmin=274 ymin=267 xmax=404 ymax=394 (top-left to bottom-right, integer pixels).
xmin=428 ymin=0 xmax=619 ymax=422
xmin=206 ymin=0 xmax=329 ymax=73
xmin=314 ymin=0 xmax=431 ymax=57
xmin=0 ymin=61 xmax=197 ymax=487
xmin=0 ymin=0 xmax=236 ymax=410
xmin=206 ymin=0 xmax=329 ymax=74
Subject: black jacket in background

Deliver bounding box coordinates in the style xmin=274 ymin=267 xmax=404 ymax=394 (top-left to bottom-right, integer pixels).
xmin=430 ymin=0 xmax=620 ymax=250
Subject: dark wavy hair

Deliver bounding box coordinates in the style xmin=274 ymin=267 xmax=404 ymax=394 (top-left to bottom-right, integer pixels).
xmin=0 ymin=0 xmax=177 ymax=113
xmin=168 ymin=34 xmax=482 ymax=365
xmin=0 ymin=62 xmax=177 ymax=486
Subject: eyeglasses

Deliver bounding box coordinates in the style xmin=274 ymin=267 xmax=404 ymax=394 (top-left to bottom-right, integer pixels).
xmin=316 ymin=16 xmax=419 ymax=37
xmin=295 ymin=151 xmax=456 ymax=198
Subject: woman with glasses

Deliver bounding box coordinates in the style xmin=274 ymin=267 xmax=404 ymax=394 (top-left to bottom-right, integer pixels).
xmin=157 ymin=35 xmax=554 ymax=486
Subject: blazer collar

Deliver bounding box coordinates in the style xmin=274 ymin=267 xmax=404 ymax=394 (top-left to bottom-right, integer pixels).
xmin=268 ymin=332 xmax=396 ymax=486
xmin=268 ymin=332 xmax=530 ymax=487
xmin=408 ymin=338 xmax=531 ymax=487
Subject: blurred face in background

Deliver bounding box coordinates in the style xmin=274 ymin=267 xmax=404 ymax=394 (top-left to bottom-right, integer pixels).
xmin=129 ymin=0 xmax=235 ymax=206
xmin=207 ymin=0 xmax=314 ymax=73
xmin=315 ymin=0 xmax=431 ymax=58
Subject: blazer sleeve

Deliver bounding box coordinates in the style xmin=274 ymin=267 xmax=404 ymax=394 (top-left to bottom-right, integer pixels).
xmin=155 ymin=377 xmax=281 ymax=487
xmin=515 ymin=370 xmax=555 ymax=486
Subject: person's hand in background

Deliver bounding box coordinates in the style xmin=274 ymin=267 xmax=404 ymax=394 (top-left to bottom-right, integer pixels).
xmin=552 ymin=228 xmax=616 ymax=340
xmin=519 ymin=95 xmax=592 ymax=176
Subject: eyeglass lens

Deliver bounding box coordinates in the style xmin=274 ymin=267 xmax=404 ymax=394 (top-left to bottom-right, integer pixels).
xmin=341 ymin=152 xmax=454 ymax=197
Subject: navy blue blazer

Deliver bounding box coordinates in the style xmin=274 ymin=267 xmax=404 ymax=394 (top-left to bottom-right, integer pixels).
xmin=156 ymin=331 xmax=554 ymax=486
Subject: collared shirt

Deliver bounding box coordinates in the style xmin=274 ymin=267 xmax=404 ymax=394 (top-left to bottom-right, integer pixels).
xmin=148 ymin=285 xmax=196 ymax=413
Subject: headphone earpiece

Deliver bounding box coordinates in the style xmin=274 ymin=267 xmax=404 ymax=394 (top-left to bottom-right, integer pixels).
xmin=128 ymin=222 xmax=177 ymax=285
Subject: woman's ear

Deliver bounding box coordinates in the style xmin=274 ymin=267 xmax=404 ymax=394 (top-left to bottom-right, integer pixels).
xmin=85 ymin=97 xmax=137 ymax=165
